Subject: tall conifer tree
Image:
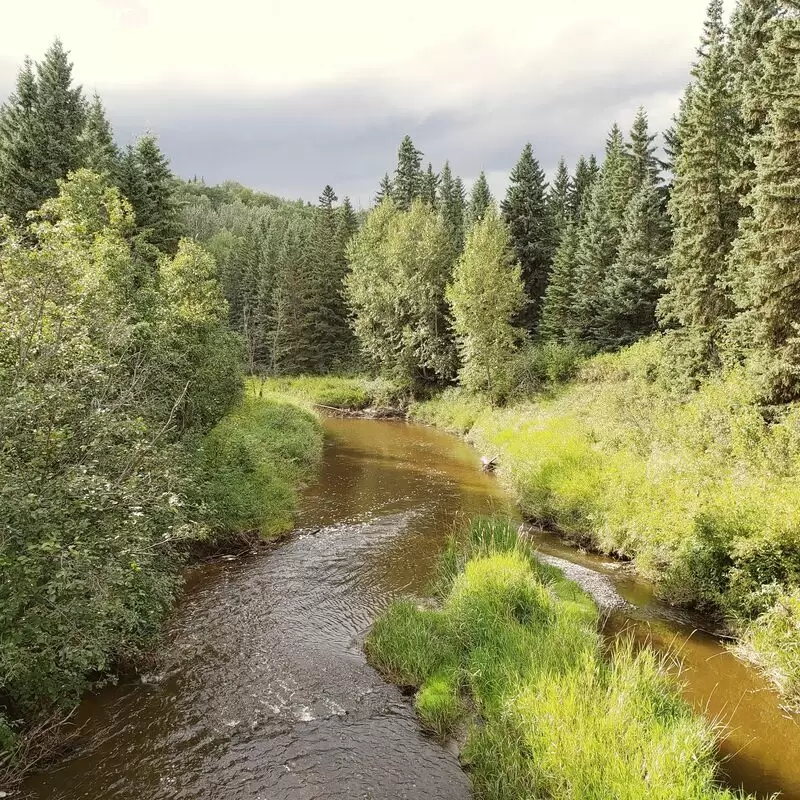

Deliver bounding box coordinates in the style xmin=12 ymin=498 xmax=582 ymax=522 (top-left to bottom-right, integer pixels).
xmin=392 ymin=135 xmax=423 ymax=210
xmin=467 ymin=170 xmax=494 ymax=225
xmin=439 ymin=161 xmax=466 ymax=259
xmin=501 ymin=143 xmax=553 ymax=329
xmin=80 ymin=93 xmax=118 ymax=176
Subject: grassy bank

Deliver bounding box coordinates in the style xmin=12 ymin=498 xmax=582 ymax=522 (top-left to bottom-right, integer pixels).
xmin=410 ymin=338 xmax=800 ymax=707
xmin=367 ymin=518 xmax=751 ymax=800
xmin=249 ymin=374 xmax=408 ymax=411
xmin=194 ymin=384 xmax=324 ymax=541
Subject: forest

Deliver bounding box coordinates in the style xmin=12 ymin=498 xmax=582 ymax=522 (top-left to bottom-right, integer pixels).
xmin=1 ymin=0 xmax=799 ymax=792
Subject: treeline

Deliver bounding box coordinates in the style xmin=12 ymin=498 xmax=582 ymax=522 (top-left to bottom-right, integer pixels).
xmin=178 ymin=181 xmax=360 ymax=374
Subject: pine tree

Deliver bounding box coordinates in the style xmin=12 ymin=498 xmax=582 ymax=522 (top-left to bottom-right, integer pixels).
xmin=375 ymin=172 xmax=392 ymax=205
xmin=119 ymin=134 xmax=179 ymax=256
xmin=597 ymin=182 xmax=671 ymax=348
xmin=467 ymin=170 xmax=494 ymax=225
xmin=539 ymin=222 xmax=579 ymax=342
xmin=421 ymin=162 xmax=440 ymax=206
xmin=730 ymin=6 xmax=800 ymax=399
xmin=661 ymin=0 xmax=740 ymax=335
xmin=447 ymin=208 xmax=526 ymax=395
xmin=626 ymin=107 xmax=661 ymax=189
xmin=570 ymin=125 xmax=632 ymax=345
xmin=0 ymin=41 xmax=86 ymax=221
xmin=80 ymin=93 xmax=118 ymax=176
xmin=501 ymin=143 xmax=553 ymax=329
xmin=439 ymin=161 xmax=466 ymax=258
xmin=570 ymin=155 xmax=599 ymax=224
xmin=548 ymin=158 xmax=572 ymax=241
xmin=392 ymin=135 xmax=423 ymax=210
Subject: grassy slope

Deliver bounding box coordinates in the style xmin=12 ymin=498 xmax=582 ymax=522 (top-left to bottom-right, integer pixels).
xmin=367 ymin=519 xmax=751 ymax=800
xmin=410 ymin=338 xmax=800 ymax=707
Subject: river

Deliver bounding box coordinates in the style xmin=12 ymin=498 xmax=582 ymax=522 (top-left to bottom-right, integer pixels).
xmin=21 ymin=417 xmax=800 ymax=799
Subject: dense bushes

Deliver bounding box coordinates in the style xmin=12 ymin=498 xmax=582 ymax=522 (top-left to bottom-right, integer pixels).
xmin=253 ymin=374 xmax=410 ymax=411
xmin=411 ymin=336 xmax=800 ymax=707
xmin=367 ymin=519 xmax=748 ymax=800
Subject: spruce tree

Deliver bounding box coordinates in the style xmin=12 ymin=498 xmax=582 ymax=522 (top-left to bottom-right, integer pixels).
xmin=375 ymin=172 xmax=392 ymax=205
xmin=730 ymin=6 xmax=800 ymax=399
xmin=570 ymin=155 xmax=599 ymax=224
xmin=598 ymin=182 xmax=671 ymax=348
xmin=80 ymin=93 xmax=118 ymax=176
xmin=0 ymin=41 xmax=86 ymax=222
xmin=467 ymin=170 xmax=494 ymax=225
xmin=439 ymin=161 xmax=466 ymax=258
xmin=548 ymin=157 xmax=572 ymax=241
xmin=661 ymin=0 xmax=740 ymax=335
xmin=421 ymin=162 xmax=440 ymax=206
xmin=626 ymin=107 xmax=661 ymax=189
xmin=539 ymin=222 xmax=579 ymax=342
xmin=119 ymin=134 xmax=179 ymax=256
xmin=570 ymin=125 xmax=632 ymax=345
xmin=501 ymin=143 xmax=553 ymax=329
xmin=392 ymin=135 xmax=423 ymax=210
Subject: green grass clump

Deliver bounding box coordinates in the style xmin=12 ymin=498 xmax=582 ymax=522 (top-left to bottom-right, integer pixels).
xmin=414 ymin=671 xmax=463 ymax=739
xmin=410 ymin=335 xmax=800 ymax=706
xmin=367 ymin=519 xmax=746 ymax=800
xmin=195 ymin=393 xmax=324 ymax=538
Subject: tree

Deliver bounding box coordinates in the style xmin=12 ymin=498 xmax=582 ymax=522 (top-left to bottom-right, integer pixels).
xmin=570 ymin=125 xmax=632 ymax=345
xmin=80 ymin=93 xmax=118 ymax=176
xmin=345 ymin=199 xmax=456 ymax=385
xmin=501 ymin=143 xmax=553 ymax=329
xmin=597 ymin=182 xmax=671 ymax=348
xmin=422 ymin=162 xmax=440 ymax=206
xmin=548 ymin=157 xmax=572 ymax=240
xmin=539 ymin=222 xmax=579 ymax=342
xmin=392 ymin=135 xmax=423 ymax=210
xmin=467 ymin=170 xmax=494 ymax=225
xmin=0 ymin=41 xmax=86 ymax=221
xmin=439 ymin=161 xmax=466 ymax=259
xmin=375 ymin=172 xmax=393 ymax=205
xmin=626 ymin=107 xmax=661 ymax=190
xmin=730 ymin=7 xmax=800 ymax=399
xmin=570 ymin=155 xmax=599 ymax=224
xmin=661 ymin=0 xmax=741 ymax=336
xmin=119 ymin=134 xmax=179 ymax=256
xmin=447 ymin=208 xmax=526 ymax=394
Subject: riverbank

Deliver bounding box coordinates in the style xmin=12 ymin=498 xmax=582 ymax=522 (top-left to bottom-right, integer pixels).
xmin=367 ymin=517 xmax=753 ymax=800
xmin=0 ymin=387 xmax=324 ymax=790
xmin=409 ymin=338 xmax=800 ymax=709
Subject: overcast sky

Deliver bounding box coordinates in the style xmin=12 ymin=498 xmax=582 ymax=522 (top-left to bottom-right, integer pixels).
xmin=0 ymin=1 xmax=727 ymax=206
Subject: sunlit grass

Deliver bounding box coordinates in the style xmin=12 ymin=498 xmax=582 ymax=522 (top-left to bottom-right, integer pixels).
xmin=410 ymin=336 xmax=800 ymax=706
xmin=366 ymin=519 xmax=749 ymax=799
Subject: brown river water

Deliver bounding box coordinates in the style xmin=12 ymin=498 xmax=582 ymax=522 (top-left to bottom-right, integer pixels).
xmin=21 ymin=417 xmax=800 ymax=799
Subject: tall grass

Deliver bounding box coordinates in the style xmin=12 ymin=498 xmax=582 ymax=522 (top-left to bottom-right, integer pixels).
xmin=366 ymin=519 xmax=750 ymax=800
xmin=410 ymin=336 xmax=800 ymax=706
xmin=195 ymin=388 xmax=324 ymax=539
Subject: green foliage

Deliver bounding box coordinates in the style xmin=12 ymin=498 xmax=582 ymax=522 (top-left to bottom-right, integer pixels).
xmin=501 ymin=143 xmax=553 ymax=329
xmin=539 ymin=222 xmax=578 ymax=342
xmin=0 ymin=171 xmax=241 ymax=736
xmin=392 ymin=135 xmax=424 ymax=210
xmin=367 ymin=520 xmax=745 ymax=800
xmin=467 ymin=170 xmax=494 ymax=225
xmin=438 ymin=160 xmax=467 ymax=259
xmin=447 ymin=208 xmax=526 ymax=396
xmin=253 ymin=374 xmax=408 ymax=411
xmin=0 ymin=40 xmax=86 ymax=222
xmin=345 ymin=199 xmax=456 ymax=386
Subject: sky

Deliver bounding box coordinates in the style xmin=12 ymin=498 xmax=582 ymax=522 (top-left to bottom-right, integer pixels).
xmin=0 ymin=1 xmax=726 ymax=206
